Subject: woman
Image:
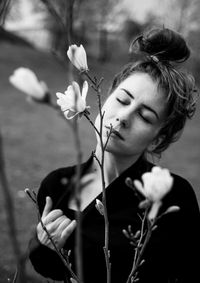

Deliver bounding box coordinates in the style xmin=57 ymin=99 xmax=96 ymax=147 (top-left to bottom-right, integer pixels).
xmin=29 ymin=28 xmax=200 ymax=283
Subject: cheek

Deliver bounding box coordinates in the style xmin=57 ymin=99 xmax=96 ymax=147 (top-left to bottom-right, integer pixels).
xmin=94 ymin=97 xmax=113 ymax=130
xmin=101 ymin=95 xmax=116 ymax=114
xmin=129 ymin=125 xmax=160 ymax=146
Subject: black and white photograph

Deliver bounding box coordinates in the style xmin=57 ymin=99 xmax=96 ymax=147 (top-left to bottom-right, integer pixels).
xmin=0 ymin=0 xmax=200 ymax=282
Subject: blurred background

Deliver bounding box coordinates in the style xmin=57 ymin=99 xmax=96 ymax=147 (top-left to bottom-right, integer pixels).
xmin=0 ymin=0 xmax=200 ymax=282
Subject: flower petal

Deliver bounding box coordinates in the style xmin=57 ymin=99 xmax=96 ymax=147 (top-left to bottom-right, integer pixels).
xmin=64 ymin=110 xmax=79 ymax=120
xmin=133 ymin=179 xmax=147 ymax=198
xmin=72 ymin=81 xmax=81 ymax=97
xmin=40 ymin=81 xmax=49 ymax=93
xmin=81 ymin=80 xmax=88 ymax=101
xmin=67 ymin=45 xmax=76 ymax=62
xmin=148 ymin=201 xmax=162 ymax=221
xmin=56 ymin=92 xmax=64 ymax=99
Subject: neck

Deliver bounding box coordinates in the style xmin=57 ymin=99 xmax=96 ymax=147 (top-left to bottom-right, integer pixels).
xmin=93 ymin=145 xmax=141 ymax=186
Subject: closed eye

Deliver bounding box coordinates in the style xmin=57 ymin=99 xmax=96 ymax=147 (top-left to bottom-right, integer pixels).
xmin=138 ymin=111 xmax=152 ymax=124
xmin=116 ymin=98 xmax=129 ymax=105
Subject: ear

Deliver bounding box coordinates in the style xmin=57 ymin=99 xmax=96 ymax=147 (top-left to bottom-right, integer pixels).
xmin=147 ymin=135 xmax=164 ymax=153
xmin=147 ymin=141 xmax=157 ymax=152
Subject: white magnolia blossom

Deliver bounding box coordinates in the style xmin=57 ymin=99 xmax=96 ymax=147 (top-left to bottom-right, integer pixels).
xmin=56 ymin=80 xmax=90 ymax=120
xmin=134 ymin=166 xmax=174 ymax=220
xmin=95 ymin=199 xmax=104 ymax=216
xmin=9 ymin=67 xmax=49 ymax=101
xmin=67 ymin=44 xmax=88 ymax=72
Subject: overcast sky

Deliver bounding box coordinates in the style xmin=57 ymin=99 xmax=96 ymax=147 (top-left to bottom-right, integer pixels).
xmin=122 ymin=0 xmax=169 ymax=22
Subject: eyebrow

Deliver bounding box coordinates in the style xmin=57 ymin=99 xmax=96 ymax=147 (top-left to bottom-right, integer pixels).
xmin=121 ymin=88 xmax=159 ymax=120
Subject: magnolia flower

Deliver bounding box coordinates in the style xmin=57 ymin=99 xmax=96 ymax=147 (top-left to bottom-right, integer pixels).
xmin=9 ymin=67 xmax=49 ymax=102
xmin=56 ymin=80 xmax=90 ymax=120
xmin=134 ymin=166 xmax=174 ymax=221
xmin=95 ymin=199 xmax=104 ymax=216
xmin=67 ymin=44 xmax=88 ymax=72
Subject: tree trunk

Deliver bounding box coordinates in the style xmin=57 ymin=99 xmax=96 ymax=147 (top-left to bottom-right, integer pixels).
xmin=98 ymin=28 xmax=108 ymax=62
xmin=0 ymin=0 xmax=11 ymax=26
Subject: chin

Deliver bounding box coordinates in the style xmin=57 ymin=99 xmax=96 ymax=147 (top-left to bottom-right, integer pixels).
xmin=104 ymin=142 xmax=142 ymax=157
xmin=104 ymin=143 xmax=127 ymax=156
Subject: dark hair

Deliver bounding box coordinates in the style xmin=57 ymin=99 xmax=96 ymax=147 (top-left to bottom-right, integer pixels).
xmin=109 ymin=28 xmax=198 ymax=155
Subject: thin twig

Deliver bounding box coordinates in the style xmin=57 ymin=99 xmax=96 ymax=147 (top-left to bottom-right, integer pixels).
xmin=41 ymin=87 xmax=84 ymax=281
xmin=126 ymin=210 xmax=155 ymax=283
xmin=83 ymin=113 xmax=101 ymax=137
xmin=71 ymin=116 xmax=84 ymax=283
xmin=82 ymin=73 xmax=111 ymax=283
xmin=40 ymin=217 xmax=80 ymax=282
xmin=39 ymin=0 xmax=66 ymax=30
xmin=25 ymin=189 xmax=81 ymax=283
xmin=0 ymin=0 xmax=11 ymax=26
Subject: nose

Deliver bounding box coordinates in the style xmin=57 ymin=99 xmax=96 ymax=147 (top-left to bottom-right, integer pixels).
xmin=116 ymin=103 xmax=137 ymax=128
xmin=116 ymin=117 xmax=130 ymax=129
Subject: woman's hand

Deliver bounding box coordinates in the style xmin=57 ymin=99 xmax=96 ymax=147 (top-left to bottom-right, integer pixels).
xmin=37 ymin=196 xmax=76 ymax=250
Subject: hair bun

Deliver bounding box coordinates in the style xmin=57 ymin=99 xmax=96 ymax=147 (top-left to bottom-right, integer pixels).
xmin=131 ymin=28 xmax=190 ymax=63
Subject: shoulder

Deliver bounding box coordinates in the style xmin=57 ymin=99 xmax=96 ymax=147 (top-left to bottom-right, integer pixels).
xmin=164 ymin=172 xmax=200 ymax=218
xmin=170 ymin=173 xmax=198 ymax=203
xmin=140 ymin=159 xmax=198 ymax=207
xmin=36 ymin=154 xmax=93 ymax=214
xmin=146 ymin=160 xmax=200 ymax=216
xmin=140 ymin=160 xmax=199 ymax=211
xmin=41 ymin=166 xmax=75 ymax=189
xmin=37 ymin=165 xmax=76 ymax=214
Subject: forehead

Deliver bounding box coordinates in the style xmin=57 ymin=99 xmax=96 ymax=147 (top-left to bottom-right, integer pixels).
xmin=119 ymin=72 xmax=159 ymax=95
xmin=114 ymin=72 xmax=168 ymax=119
xmin=121 ymin=71 xmax=166 ymax=98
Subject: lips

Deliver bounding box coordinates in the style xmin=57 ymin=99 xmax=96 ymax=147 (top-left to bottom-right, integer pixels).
xmin=105 ymin=126 xmax=124 ymax=141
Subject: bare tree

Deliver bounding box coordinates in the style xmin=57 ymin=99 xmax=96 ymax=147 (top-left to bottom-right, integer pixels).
xmin=76 ymin=0 xmax=120 ymax=61
xmin=0 ymin=0 xmax=12 ymax=26
xmin=39 ymin=0 xmax=75 ymax=59
xmin=166 ymin=0 xmax=200 ymax=36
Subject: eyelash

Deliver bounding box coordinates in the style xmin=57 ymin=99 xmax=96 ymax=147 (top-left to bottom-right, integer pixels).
xmin=116 ymin=98 xmax=151 ymax=124
xmin=116 ymin=98 xmax=129 ymax=105
xmin=139 ymin=112 xmax=151 ymax=124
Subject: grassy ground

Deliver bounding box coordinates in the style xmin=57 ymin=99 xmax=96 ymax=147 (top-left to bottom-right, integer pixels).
xmin=0 ymin=40 xmax=199 ymax=282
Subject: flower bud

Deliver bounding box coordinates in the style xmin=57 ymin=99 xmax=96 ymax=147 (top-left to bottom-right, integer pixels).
xmin=164 ymin=205 xmax=180 ymax=215
xmin=95 ymin=199 xmax=104 ymax=216
xmin=67 ymin=44 xmax=89 ymax=72
xmin=9 ymin=67 xmax=49 ymax=102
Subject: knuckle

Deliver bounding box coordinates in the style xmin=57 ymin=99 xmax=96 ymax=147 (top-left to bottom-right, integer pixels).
xmin=53 ymin=209 xmax=63 ymax=214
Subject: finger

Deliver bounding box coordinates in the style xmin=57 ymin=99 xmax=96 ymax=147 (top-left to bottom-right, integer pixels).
xmin=51 ymin=215 xmax=71 ymax=231
xmin=42 ymin=196 xmax=53 ymax=218
xmin=57 ymin=217 xmax=72 ymax=232
xmin=61 ymin=220 xmax=77 ymax=240
xmin=42 ymin=209 xmax=63 ymax=224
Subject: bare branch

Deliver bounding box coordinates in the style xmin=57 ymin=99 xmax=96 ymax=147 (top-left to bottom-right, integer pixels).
xmin=0 ymin=0 xmax=12 ymax=26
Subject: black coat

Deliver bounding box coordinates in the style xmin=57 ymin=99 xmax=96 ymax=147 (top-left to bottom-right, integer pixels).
xmin=29 ymin=155 xmax=200 ymax=283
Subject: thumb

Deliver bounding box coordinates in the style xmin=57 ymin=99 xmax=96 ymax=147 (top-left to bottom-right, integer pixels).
xmin=42 ymin=196 xmax=53 ymax=218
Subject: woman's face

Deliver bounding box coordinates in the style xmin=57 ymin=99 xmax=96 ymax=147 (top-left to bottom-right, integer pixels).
xmin=95 ymin=72 xmax=168 ymax=159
